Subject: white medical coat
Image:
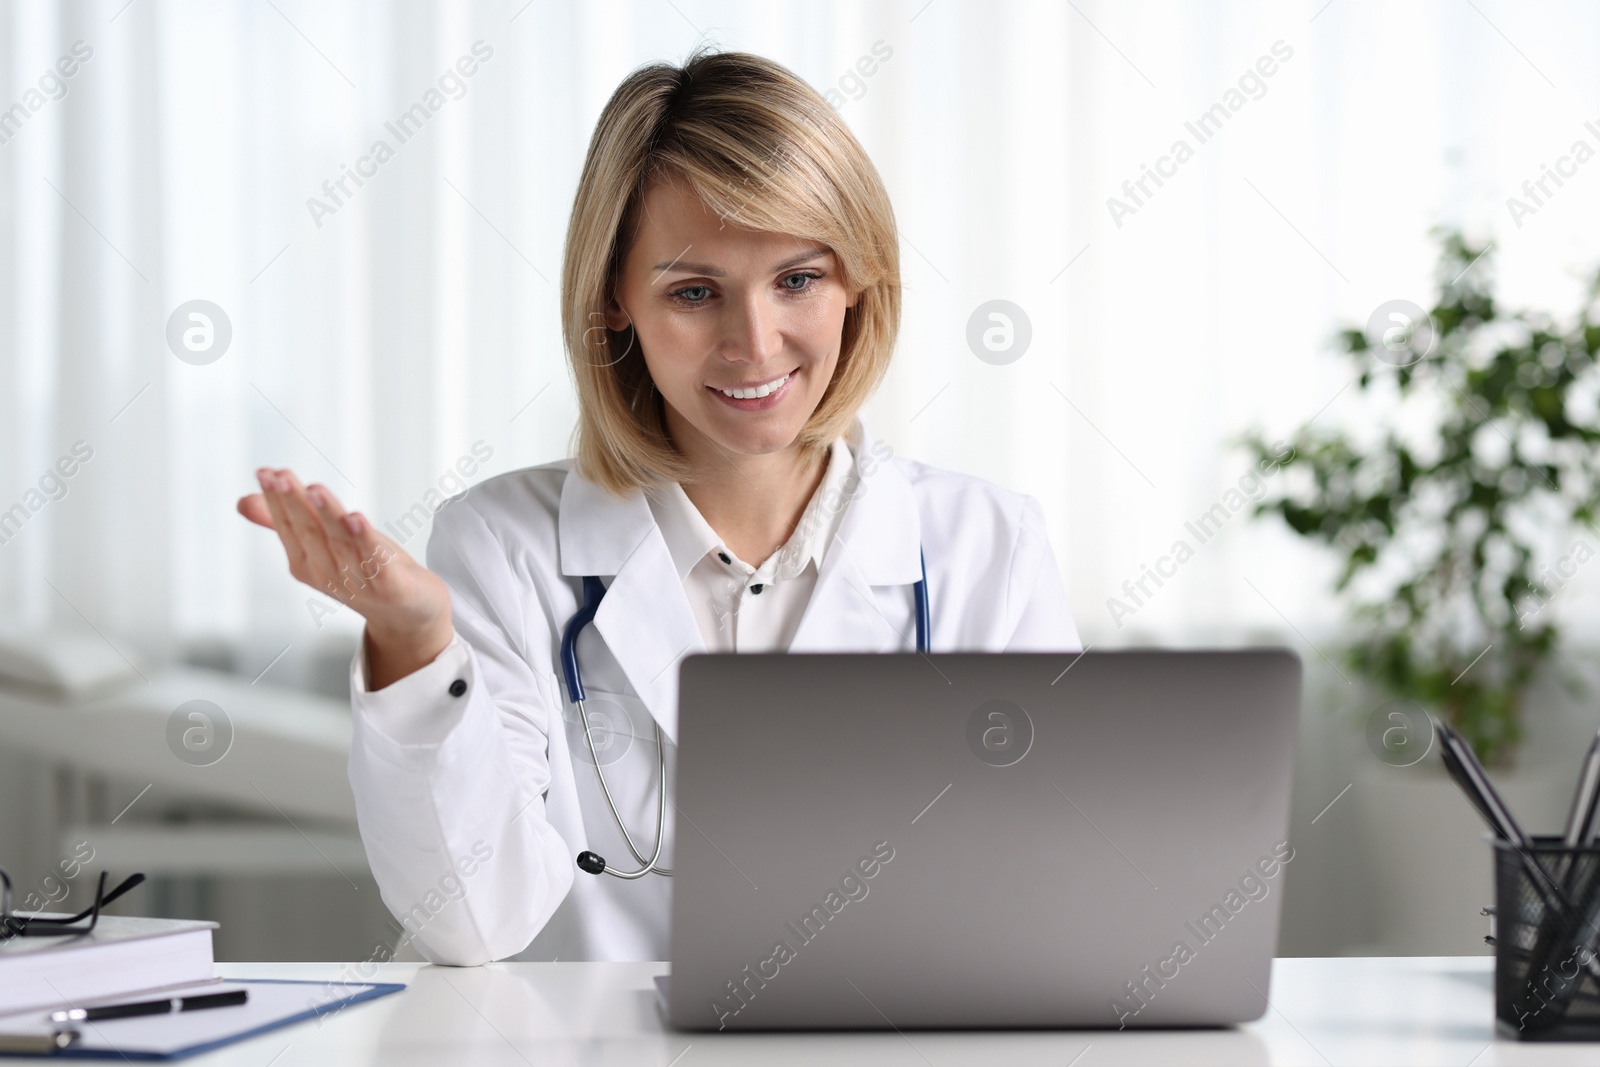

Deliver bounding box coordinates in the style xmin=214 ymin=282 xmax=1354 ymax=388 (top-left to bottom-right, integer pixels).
xmin=346 ymin=414 xmax=1082 ymax=965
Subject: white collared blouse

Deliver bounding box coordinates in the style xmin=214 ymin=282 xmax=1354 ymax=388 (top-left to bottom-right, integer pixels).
xmin=643 ymin=435 xmax=854 ymax=653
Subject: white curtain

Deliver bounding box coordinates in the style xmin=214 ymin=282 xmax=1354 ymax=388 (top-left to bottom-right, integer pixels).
xmin=4 ymin=0 xmax=1600 ymax=676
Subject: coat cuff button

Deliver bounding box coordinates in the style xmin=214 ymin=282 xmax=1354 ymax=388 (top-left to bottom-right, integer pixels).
xmin=448 ymin=678 xmax=468 ymax=698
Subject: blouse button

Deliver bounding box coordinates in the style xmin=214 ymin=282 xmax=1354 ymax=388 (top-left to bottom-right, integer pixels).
xmin=750 ymin=584 xmax=765 ymax=595
xmin=448 ymin=678 xmax=468 ymax=698
xmin=717 ymin=551 xmax=732 ymax=564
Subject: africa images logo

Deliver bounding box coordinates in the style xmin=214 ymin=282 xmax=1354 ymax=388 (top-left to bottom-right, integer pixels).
xmin=709 ymin=840 xmax=895 ymax=1029
xmin=1108 ymin=840 xmax=1295 ymax=1028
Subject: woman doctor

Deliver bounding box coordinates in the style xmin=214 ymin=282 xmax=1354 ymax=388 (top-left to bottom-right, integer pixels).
xmin=238 ymin=49 xmax=1081 ymax=966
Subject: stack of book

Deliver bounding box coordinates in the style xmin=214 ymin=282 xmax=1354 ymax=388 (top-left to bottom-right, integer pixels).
xmin=0 ymin=909 xmax=403 ymax=1057
xmin=0 ymin=914 xmax=218 ymax=1015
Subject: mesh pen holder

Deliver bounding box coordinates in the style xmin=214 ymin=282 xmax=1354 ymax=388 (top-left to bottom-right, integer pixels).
xmin=1494 ymin=837 xmax=1600 ymax=1040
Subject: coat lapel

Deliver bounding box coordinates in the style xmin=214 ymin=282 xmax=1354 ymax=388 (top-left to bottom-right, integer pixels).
xmin=788 ymin=416 xmax=925 ymax=652
xmin=558 ymin=467 xmax=705 ymax=744
xmin=554 ymin=415 xmax=924 ymax=740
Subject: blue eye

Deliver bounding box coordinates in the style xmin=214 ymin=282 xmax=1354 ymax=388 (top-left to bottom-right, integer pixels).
xmin=668 ymin=271 xmax=822 ymax=306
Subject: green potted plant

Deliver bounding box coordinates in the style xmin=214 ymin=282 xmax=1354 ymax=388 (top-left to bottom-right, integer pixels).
xmin=1239 ymin=231 xmax=1600 ymax=766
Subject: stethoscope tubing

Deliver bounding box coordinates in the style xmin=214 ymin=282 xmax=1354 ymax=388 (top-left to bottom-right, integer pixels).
xmin=561 ymin=549 xmax=929 ymax=879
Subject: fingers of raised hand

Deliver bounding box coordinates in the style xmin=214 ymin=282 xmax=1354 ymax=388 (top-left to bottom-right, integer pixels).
xmin=256 ymin=469 xmax=337 ymax=586
xmin=338 ymin=509 xmax=395 ymax=572
xmin=303 ymin=482 xmax=356 ymax=548
xmin=253 ymin=469 xmax=413 ymax=609
xmin=306 ymin=482 xmax=410 ymax=574
xmin=303 ymin=484 xmax=387 ymax=587
xmin=255 ymin=469 xmax=307 ymax=568
xmin=278 ymin=472 xmax=361 ymax=589
xmin=237 ymin=493 xmax=274 ymax=529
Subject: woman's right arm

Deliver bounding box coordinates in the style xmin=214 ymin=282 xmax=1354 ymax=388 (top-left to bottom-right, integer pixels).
xmin=239 ymin=469 xmax=574 ymax=965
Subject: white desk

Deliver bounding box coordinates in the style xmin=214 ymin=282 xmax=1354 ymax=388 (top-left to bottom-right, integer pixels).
xmin=17 ymin=956 xmax=1597 ymax=1065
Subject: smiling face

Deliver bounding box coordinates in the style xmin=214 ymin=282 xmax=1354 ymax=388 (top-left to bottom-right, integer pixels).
xmin=604 ymin=177 xmax=860 ymax=467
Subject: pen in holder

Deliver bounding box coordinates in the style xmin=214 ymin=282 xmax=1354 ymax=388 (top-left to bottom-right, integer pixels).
xmin=1494 ymin=836 xmax=1600 ymax=1040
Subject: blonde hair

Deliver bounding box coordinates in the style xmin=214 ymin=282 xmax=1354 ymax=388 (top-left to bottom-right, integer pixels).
xmin=561 ymin=47 xmax=901 ymax=497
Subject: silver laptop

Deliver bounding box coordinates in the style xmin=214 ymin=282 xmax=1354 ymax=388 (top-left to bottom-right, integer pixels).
xmin=664 ymin=648 xmax=1301 ymax=1031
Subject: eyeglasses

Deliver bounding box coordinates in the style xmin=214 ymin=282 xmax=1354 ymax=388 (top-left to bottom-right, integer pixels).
xmin=0 ymin=867 xmax=146 ymax=940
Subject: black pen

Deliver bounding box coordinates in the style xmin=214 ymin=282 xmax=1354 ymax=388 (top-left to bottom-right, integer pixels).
xmin=1433 ymin=723 xmax=1594 ymax=933
xmin=1436 ymin=721 xmax=1528 ymax=846
xmin=49 ymin=989 xmax=248 ymax=1023
xmin=1569 ymin=728 xmax=1600 ymax=846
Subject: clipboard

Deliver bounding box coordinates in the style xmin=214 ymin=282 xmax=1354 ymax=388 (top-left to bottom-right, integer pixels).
xmin=0 ymin=977 xmax=404 ymax=1060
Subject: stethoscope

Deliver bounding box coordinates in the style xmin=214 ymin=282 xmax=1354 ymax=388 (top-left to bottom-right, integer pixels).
xmin=561 ymin=548 xmax=931 ymax=879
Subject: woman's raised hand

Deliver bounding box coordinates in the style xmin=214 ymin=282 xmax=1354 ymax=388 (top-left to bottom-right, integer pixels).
xmin=238 ymin=469 xmax=454 ymax=689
